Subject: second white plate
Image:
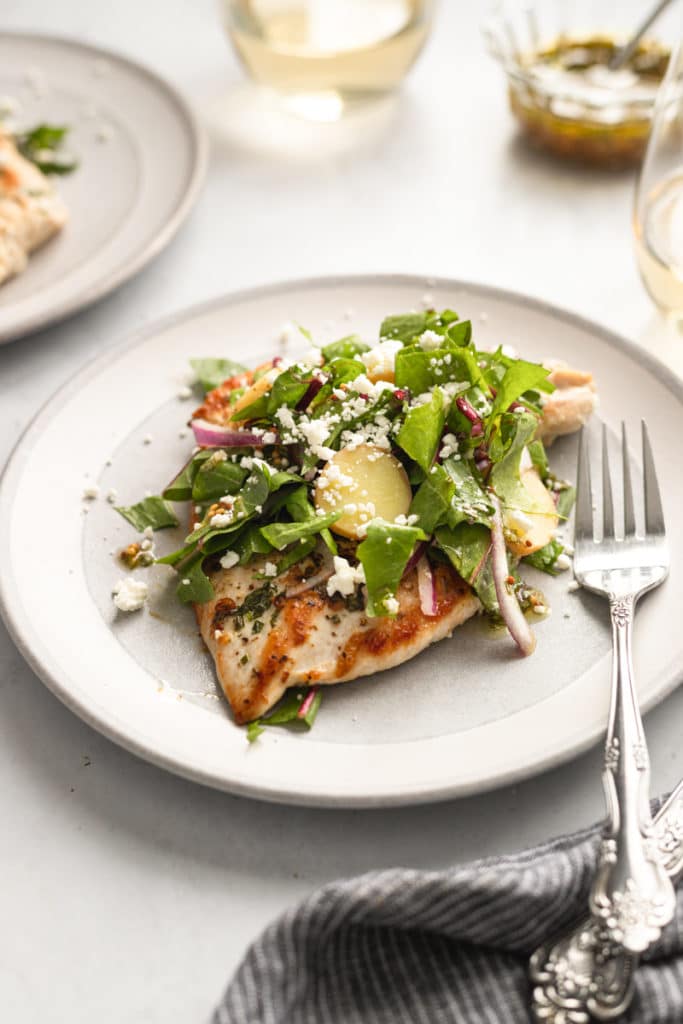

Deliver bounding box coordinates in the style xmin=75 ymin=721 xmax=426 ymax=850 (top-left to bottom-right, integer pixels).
xmin=2 ymin=274 xmax=682 ymax=806
xmin=0 ymin=32 xmax=207 ymax=343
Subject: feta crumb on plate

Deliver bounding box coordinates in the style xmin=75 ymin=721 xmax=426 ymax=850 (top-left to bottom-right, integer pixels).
xmin=112 ymin=577 xmax=148 ymax=612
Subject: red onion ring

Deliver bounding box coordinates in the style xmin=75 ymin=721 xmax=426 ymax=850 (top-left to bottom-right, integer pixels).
xmin=490 ymin=495 xmax=536 ymax=656
xmin=403 ymin=541 xmax=427 ymax=578
xmin=191 ymin=419 xmax=274 ymax=448
xmin=298 ymin=687 xmax=319 ymax=718
xmin=456 ymin=396 xmax=481 ymax=424
xmin=417 ymin=557 xmax=437 ymax=617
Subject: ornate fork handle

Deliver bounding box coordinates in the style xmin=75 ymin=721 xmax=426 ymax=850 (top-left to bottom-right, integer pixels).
xmin=589 ymin=593 xmax=675 ymax=954
xmin=530 ymin=782 xmax=683 ymax=1022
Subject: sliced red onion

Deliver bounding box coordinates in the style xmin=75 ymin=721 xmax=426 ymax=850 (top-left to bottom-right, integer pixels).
xmin=393 ymin=388 xmax=410 ymax=401
xmin=470 ymin=539 xmax=492 ymax=584
xmin=471 ymin=422 xmax=484 ymax=438
xmin=191 ymin=419 xmax=273 ymax=448
xmin=417 ymin=557 xmax=437 ymax=617
xmin=298 ymin=687 xmax=319 ymax=719
xmin=456 ymin=396 xmax=481 ymax=424
xmin=403 ymin=541 xmax=427 ymax=578
xmin=296 ymin=376 xmax=325 ymax=411
xmin=490 ymin=496 xmax=536 ymax=657
xmin=283 ymin=549 xmax=334 ymax=598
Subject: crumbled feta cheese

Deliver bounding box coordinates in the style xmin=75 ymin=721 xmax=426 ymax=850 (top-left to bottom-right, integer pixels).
xmin=350 ymin=373 xmax=376 ymax=395
xmin=106 ymin=488 xmax=118 ymax=504
xmin=112 ymin=577 xmax=148 ymax=612
xmin=262 ymin=431 xmax=277 ymax=445
xmin=177 ymin=386 xmax=192 ymax=400
xmin=263 ymin=561 xmax=277 ymax=577
xmin=507 ymin=509 xmax=534 ymax=535
xmin=360 ymin=340 xmax=403 ymax=380
xmin=219 ymin=551 xmax=240 ymax=570
xmin=568 ymin=580 xmax=580 ymax=592
xmin=326 ymin=557 xmax=366 ymax=598
xmin=210 ymin=512 xmax=234 ymax=528
xmin=501 ymin=344 xmax=518 ymax=359
xmin=418 ymin=329 xmax=442 ymax=351
xmin=143 ymin=434 xmax=153 ymax=445
xmin=384 ymin=596 xmax=400 ymax=615
xmin=276 ymin=406 xmax=297 ymax=432
xmin=479 ymin=312 xmax=489 ymax=323
xmin=179 ymin=429 xmax=188 ymax=439
xmin=298 ymin=417 xmax=335 ymax=461
xmin=301 ymin=347 xmax=324 ymax=367
xmin=421 ymin=293 xmax=434 ymax=309
xmin=439 ymin=433 xmax=459 ymax=459
xmin=82 ymin=485 xmax=99 ymax=501
xmin=555 ymin=553 xmax=572 ymax=571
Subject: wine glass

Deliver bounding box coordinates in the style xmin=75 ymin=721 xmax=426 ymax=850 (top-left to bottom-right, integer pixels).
xmin=220 ymin=0 xmax=434 ymax=120
xmin=634 ymin=40 xmax=683 ymax=317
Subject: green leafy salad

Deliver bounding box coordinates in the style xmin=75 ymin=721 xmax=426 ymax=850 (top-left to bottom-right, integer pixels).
xmin=114 ymin=308 xmax=576 ymax=738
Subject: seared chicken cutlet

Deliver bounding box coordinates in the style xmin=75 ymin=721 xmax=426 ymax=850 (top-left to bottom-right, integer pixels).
xmin=536 ymin=361 xmax=597 ymax=445
xmin=0 ymin=131 xmax=68 ymax=286
xmin=189 ymin=356 xmax=595 ymax=722
xmin=196 ymin=549 xmax=480 ymax=723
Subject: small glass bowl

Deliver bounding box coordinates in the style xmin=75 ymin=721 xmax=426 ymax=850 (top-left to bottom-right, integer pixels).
xmin=484 ymin=3 xmax=671 ymax=168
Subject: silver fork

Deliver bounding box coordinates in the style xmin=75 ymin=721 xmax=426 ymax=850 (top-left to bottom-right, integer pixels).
xmin=574 ymin=421 xmax=675 ymax=955
xmin=530 ymin=780 xmax=683 ymax=1022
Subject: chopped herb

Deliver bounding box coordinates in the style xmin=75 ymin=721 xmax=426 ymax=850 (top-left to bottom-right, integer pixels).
xmin=17 ymin=124 xmax=78 ymax=175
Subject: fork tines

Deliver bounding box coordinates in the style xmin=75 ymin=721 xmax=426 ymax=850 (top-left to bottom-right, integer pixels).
xmin=576 ymin=421 xmax=665 ymax=542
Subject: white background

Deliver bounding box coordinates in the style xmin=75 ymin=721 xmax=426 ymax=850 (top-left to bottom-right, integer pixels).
xmin=2 ymin=1 xmax=683 ymax=1020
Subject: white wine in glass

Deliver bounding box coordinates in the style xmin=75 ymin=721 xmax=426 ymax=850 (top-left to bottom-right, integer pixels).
xmin=222 ymin=0 xmax=433 ymax=118
xmin=634 ymin=42 xmax=683 ymax=317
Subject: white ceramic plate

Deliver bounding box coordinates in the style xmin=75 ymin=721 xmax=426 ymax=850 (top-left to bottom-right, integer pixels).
xmin=0 ymin=32 xmax=207 ymax=343
xmin=2 ymin=274 xmax=683 ymax=807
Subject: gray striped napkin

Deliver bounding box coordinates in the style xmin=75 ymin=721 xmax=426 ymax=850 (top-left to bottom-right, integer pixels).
xmin=213 ymin=815 xmax=683 ymax=1024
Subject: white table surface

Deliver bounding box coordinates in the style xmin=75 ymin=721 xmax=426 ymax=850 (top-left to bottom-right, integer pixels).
xmin=3 ymin=2 xmax=683 ymax=1020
